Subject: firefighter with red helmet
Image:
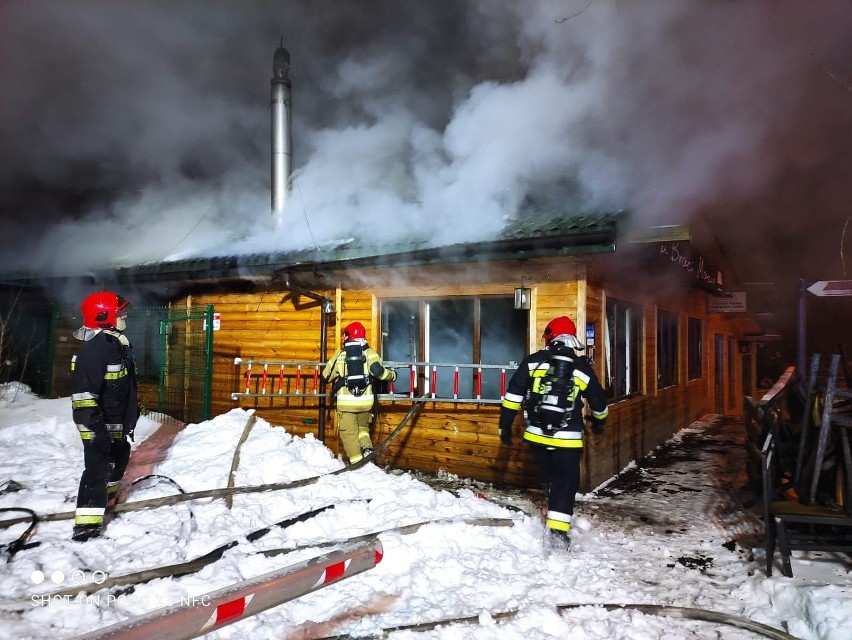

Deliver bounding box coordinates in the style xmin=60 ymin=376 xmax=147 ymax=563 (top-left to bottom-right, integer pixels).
xmin=70 ymin=292 xmax=139 ymax=542
xmin=499 ymin=315 xmax=608 ymax=548
xmin=321 ymin=322 xmax=396 ymax=464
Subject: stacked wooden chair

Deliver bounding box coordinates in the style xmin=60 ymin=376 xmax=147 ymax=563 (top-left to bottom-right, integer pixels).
xmin=760 ymin=353 xmax=852 ymax=577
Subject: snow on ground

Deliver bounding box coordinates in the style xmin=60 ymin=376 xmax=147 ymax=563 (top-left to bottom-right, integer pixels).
xmin=0 ymin=381 xmax=849 ymax=639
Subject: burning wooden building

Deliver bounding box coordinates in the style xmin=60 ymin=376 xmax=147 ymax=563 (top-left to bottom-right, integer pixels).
xmin=25 ymin=208 xmax=751 ymax=493
xmin=0 ymin=43 xmax=761 ymax=493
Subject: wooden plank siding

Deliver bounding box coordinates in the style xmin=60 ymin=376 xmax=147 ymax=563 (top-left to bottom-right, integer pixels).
xmin=161 ymin=254 xmax=755 ymax=492
xmin=184 ymin=292 xmax=331 ymax=443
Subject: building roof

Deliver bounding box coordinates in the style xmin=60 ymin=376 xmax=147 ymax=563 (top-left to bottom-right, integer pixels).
xmin=108 ymin=211 xmax=625 ymax=287
xmin=0 ymin=211 xmax=624 ymax=297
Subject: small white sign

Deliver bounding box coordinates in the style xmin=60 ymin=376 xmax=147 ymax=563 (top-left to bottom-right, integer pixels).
xmin=203 ymin=313 xmax=221 ymax=331
xmin=708 ymin=291 xmax=747 ymax=313
xmin=806 ymin=280 xmax=852 ymax=297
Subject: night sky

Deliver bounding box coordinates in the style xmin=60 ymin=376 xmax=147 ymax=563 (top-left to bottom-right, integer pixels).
xmin=1 ymin=1 xmax=850 ymax=353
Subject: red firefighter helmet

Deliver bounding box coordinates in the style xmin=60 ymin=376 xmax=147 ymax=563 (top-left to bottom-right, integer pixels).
xmin=542 ymin=316 xmax=577 ymax=346
xmin=81 ymin=292 xmax=130 ymax=329
xmin=343 ymin=321 xmax=366 ymax=341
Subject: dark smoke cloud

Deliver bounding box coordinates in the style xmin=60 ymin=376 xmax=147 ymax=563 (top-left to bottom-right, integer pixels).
xmin=1 ymin=1 xmax=851 ymax=344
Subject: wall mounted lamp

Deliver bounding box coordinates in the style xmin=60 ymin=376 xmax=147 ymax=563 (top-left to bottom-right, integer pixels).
xmin=514 ymin=280 xmax=531 ymax=310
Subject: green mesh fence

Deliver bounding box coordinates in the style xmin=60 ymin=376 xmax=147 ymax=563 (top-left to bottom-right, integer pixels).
xmin=4 ymin=301 xmax=213 ymax=425
xmin=0 ymin=301 xmax=56 ymax=397
xmin=152 ymin=305 xmax=214 ymax=424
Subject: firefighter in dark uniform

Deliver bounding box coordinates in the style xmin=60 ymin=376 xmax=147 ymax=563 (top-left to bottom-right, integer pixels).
xmin=499 ymin=315 xmax=608 ymax=548
xmin=322 ymin=322 xmax=396 ymax=465
xmin=70 ymin=292 xmax=139 ymax=542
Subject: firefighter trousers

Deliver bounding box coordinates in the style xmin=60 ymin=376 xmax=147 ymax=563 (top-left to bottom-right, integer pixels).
xmin=336 ymin=410 xmax=373 ymax=463
xmin=531 ymin=445 xmax=582 ymax=533
xmin=75 ymin=427 xmax=131 ymax=526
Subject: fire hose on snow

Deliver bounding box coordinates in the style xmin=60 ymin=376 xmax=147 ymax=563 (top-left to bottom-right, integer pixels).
xmin=316 ymin=601 xmax=801 ymax=640
xmin=1 ymin=398 xmax=803 ymax=640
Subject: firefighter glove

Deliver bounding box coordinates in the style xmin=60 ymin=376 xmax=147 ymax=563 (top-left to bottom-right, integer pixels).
xmin=588 ymin=417 xmax=605 ymax=436
xmin=499 ymin=426 xmax=512 ymax=446
xmin=388 ymin=369 xmax=397 ymax=382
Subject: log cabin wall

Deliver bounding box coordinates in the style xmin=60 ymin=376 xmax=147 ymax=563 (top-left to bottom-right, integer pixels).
xmin=170 ymin=253 xmax=752 ymax=492
xmin=580 ymin=270 xmax=754 ymax=491
xmin=183 ymin=290 xmax=334 ymax=437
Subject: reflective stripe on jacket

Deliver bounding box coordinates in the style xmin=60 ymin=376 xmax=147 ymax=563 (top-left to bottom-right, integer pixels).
xmin=499 ymin=344 xmax=608 ymax=449
xmin=322 ymin=344 xmax=395 ymax=413
xmin=71 ymin=330 xmax=139 ymax=437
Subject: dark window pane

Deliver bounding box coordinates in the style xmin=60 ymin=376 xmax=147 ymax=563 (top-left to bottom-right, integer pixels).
xmin=657 ymin=309 xmax=678 ymax=389
xmin=382 ymin=301 xmax=421 ymax=363
xmin=429 ymin=299 xmax=474 ymax=397
xmin=480 ymin=298 xmax=526 ymax=399
xmin=606 ymin=298 xmax=644 ymax=400
xmin=688 ymin=317 xmax=702 ymax=380
xmin=379 ymin=296 xmax=527 ymax=400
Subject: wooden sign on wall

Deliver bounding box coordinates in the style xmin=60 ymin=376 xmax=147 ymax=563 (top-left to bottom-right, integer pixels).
xmin=656 ymin=241 xmax=724 ymax=295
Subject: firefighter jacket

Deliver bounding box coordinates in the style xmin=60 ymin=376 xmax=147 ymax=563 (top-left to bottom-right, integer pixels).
xmin=71 ymin=330 xmax=139 ymax=441
xmin=322 ymin=340 xmax=396 ymax=413
xmin=499 ymin=342 xmax=608 ymax=448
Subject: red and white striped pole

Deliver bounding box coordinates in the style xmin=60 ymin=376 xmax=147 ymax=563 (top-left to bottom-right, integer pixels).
xmin=260 ymin=363 xmax=269 ymax=394
xmin=452 ymin=366 xmax=459 ymax=400
xmin=244 ymin=362 xmax=252 ymax=395
xmin=70 ymin=540 xmax=383 ymax=640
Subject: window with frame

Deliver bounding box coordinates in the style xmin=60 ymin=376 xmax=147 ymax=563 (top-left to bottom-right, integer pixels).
xmin=687 ymin=317 xmax=702 ymax=380
xmin=380 ymin=296 xmax=527 ymax=400
xmin=604 ymin=297 xmax=643 ymax=400
xmin=657 ymin=309 xmax=679 ymax=389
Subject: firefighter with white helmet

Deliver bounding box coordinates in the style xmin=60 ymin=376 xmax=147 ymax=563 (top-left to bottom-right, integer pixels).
xmin=70 ymin=292 xmax=139 ymax=541
xmin=322 ymin=322 xmax=397 ymax=464
xmin=499 ymin=315 xmax=608 ymax=548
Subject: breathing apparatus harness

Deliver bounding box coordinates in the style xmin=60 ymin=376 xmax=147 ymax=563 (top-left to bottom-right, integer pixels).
xmin=528 ymin=345 xmax=577 ymax=434
xmin=343 ymin=340 xmax=369 ymax=396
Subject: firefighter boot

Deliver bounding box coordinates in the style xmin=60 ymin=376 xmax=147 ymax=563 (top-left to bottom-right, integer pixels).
xmin=72 ymin=524 xmax=103 ymax=542
xmin=546 ymin=528 xmax=571 ymax=551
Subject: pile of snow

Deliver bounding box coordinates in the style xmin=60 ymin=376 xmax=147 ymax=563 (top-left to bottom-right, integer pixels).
xmin=0 ymin=382 xmax=848 ymax=639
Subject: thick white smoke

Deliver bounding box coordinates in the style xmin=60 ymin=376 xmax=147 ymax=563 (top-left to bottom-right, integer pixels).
xmin=0 ymin=0 xmax=850 ymax=294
